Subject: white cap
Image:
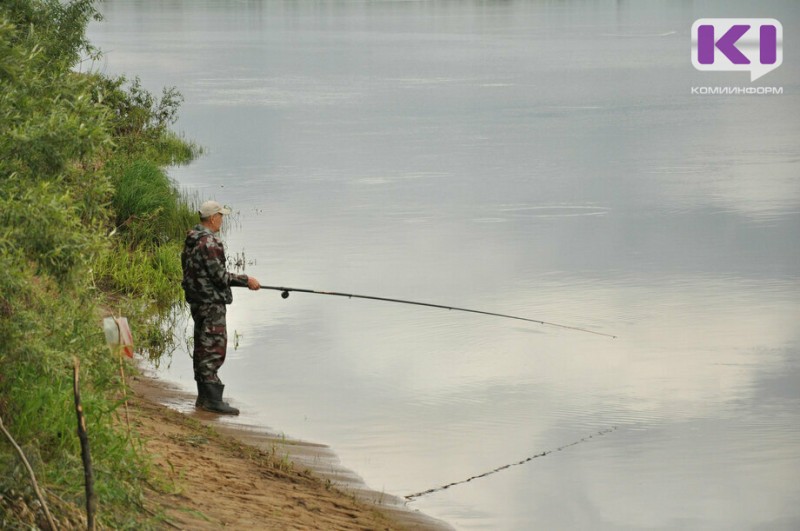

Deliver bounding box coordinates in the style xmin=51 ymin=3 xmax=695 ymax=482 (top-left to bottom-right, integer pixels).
xmin=199 ymin=200 xmax=232 ymax=218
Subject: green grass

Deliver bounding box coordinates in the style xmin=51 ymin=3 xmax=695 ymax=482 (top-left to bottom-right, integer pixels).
xmin=110 ymin=159 xmax=198 ymax=247
xmin=94 ymin=241 xmax=184 ymax=307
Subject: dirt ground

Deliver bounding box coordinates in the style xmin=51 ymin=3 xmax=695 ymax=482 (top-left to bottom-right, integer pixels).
xmin=129 ymin=376 xmax=448 ymax=530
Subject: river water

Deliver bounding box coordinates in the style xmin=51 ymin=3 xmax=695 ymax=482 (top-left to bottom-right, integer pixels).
xmin=89 ymin=1 xmax=800 ymax=529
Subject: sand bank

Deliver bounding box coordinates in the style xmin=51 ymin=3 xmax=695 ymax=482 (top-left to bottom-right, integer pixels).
xmin=129 ymin=372 xmax=451 ymax=530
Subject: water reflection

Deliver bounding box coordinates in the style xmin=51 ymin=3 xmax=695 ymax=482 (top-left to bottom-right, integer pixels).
xmin=91 ymin=0 xmax=799 ymax=529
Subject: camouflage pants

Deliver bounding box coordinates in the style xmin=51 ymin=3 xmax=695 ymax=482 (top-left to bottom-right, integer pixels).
xmin=189 ymin=303 xmax=227 ymax=383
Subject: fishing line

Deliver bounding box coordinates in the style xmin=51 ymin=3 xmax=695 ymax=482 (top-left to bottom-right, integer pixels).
xmin=404 ymin=426 xmax=618 ymax=501
xmin=257 ymin=285 xmax=616 ymax=339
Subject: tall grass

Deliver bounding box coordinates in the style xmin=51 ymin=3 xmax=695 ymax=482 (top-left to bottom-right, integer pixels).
xmin=94 ymin=241 xmax=183 ymax=306
xmin=111 ymin=159 xmax=198 ymax=247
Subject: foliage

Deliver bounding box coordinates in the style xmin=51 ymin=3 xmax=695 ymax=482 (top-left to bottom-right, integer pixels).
xmin=0 ymin=1 xmax=108 ymax=179
xmin=0 ymin=0 xmax=100 ymax=71
xmin=110 ymin=159 xmax=197 ymax=247
xmin=100 ymin=75 xmax=182 ymax=137
xmin=0 ymin=177 xmax=104 ymax=283
xmin=0 ymin=261 xmax=147 ymax=528
xmin=90 ymin=73 xmax=201 ymax=165
xmin=0 ymin=0 xmax=199 ymax=527
xmin=94 ymin=241 xmax=185 ymax=309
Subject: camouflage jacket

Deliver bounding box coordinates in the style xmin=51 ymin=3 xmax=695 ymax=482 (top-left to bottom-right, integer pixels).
xmin=181 ymin=224 xmax=249 ymax=305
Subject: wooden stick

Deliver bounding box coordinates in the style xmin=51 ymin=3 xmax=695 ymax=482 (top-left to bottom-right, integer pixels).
xmin=117 ymin=347 xmax=131 ymax=439
xmin=113 ymin=317 xmax=131 ymax=439
xmin=73 ymin=357 xmax=97 ymax=531
xmin=0 ymin=415 xmax=58 ymax=530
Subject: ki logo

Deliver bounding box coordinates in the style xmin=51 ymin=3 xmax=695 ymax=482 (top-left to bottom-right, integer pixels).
xmin=691 ymin=19 xmax=783 ymax=82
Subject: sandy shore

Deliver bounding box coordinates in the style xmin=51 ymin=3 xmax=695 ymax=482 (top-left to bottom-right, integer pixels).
xmin=129 ymin=372 xmax=451 ymax=530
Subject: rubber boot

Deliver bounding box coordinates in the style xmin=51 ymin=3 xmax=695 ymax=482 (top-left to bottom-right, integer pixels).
xmin=198 ymin=382 xmax=240 ymax=415
xmin=195 ymin=381 xmax=208 ymax=408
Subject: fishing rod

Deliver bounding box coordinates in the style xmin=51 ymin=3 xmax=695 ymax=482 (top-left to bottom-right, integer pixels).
xmin=256 ymin=285 xmax=616 ymax=339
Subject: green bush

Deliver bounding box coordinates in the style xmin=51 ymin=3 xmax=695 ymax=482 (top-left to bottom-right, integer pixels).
xmin=0 ymin=178 xmax=104 ymax=283
xmin=90 ymin=74 xmax=202 ymax=165
xmin=0 ymin=0 xmax=200 ymax=527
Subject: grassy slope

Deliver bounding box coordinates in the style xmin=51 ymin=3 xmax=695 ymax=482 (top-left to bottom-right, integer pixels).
xmin=0 ymin=1 xmax=203 ymax=527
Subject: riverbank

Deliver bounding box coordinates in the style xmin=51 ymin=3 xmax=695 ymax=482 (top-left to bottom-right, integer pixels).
xmin=129 ymin=372 xmax=450 ymax=530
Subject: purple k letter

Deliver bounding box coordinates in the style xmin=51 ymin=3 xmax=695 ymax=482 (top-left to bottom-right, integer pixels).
xmin=698 ymin=24 xmax=750 ymax=65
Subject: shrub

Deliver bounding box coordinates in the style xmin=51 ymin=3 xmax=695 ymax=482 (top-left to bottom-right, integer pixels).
xmin=0 ymin=0 xmax=200 ymax=526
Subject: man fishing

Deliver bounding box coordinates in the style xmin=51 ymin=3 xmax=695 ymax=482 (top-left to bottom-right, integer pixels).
xmin=181 ymin=200 xmax=260 ymax=415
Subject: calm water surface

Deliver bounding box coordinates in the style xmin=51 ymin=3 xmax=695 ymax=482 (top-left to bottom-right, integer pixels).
xmin=89 ymin=1 xmax=800 ymax=529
